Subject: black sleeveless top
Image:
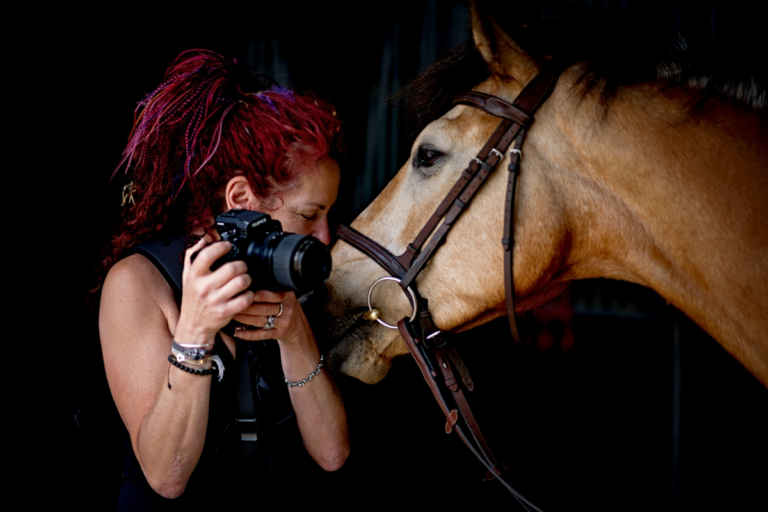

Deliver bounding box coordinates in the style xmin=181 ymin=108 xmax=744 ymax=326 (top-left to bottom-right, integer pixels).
xmin=118 ymin=242 xmax=307 ymax=511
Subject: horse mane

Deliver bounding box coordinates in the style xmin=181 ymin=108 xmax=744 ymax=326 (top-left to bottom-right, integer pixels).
xmin=399 ymin=13 xmax=767 ymax=138
xmin=398 ymin=40 xmax=490 ymax=140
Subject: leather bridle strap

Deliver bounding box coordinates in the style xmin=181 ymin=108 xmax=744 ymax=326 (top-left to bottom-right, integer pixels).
xmin=399 ymin=116 xmax=522 ymax=291
xmin=336 ymin=63 xmax=564 ymax=340
xmin=397 ymin=319 xmax=542 ymax=512
xmin=393 ymin=116 xmax=516 ymax=273
xmin=334 ymin=63 xmax=564 ymax=508
xmin=336 ymin=224 xmax=407 ymax=279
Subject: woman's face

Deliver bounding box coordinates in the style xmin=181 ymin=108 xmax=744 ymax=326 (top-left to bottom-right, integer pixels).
xmin=265 ymin=158 xmax=340 ymax=245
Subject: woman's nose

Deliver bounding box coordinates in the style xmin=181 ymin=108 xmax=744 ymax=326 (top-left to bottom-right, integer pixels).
xmin=313 ymin=219 xmax=331 ymax=245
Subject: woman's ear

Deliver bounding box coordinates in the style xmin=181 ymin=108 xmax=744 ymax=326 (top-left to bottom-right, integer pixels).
xmin=224 ymin=176 xmax=262 ymax=211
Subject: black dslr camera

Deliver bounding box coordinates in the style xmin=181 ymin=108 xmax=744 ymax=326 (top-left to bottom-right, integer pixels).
xmin=197 ymin=209 xmax=331 ymax=293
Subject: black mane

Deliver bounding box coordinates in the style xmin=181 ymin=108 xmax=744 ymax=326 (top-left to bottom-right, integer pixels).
xmin=399 ymin=13 xmax=767 ymax=139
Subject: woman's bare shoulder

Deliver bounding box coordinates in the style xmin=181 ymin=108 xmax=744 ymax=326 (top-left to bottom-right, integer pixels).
xmin=101 ymin=253 xmax=178 ymax=332
xmin=105 ymin=253 xmax=169 ymax=292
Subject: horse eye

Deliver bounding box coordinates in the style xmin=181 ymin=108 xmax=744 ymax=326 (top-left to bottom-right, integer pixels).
xmin=415 ymin=146 xmax=443 ymax=168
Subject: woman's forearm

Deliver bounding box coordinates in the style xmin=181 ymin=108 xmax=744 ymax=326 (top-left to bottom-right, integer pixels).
xmin=135 ymin=368 xmax=213 ymax=498
xmin=278 ymin=327 xmax=350 ymax=471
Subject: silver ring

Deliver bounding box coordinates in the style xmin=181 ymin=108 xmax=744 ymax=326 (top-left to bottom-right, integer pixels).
xmin=366 ymin=276 xmax=418 ymax=330
xmin=263 ymin=315 xmax=275 ymax=330
xmin=275 ymin=303 xmax=284 ymax=317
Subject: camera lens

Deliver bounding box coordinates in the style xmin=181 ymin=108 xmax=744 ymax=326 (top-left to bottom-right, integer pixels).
xmin=271 ymin=235 xmax=331 ymax=291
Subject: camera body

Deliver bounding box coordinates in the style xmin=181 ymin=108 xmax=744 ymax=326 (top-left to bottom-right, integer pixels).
xmin=208 ymin=209 xmax=331 ymax=293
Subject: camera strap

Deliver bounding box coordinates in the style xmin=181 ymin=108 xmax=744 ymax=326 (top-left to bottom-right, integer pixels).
xmin=132 ymin=236 xmax=272 ymax=482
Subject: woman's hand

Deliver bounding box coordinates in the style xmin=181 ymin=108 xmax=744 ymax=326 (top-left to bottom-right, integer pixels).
xmin=175 ymin=236 xmax=255 ymax=345
xmin=231 ymin=287 xmax=350 ymax=471
xmin=231 ymin=290 xmax=308 ymax=345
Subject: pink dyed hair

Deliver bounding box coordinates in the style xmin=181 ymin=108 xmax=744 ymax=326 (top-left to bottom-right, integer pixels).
xmin=94 ymin=49 xmax=343 ymax=294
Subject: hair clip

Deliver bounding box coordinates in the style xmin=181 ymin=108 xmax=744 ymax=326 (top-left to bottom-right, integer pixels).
xmin=121 ymin=181 xmax=136 ymax=206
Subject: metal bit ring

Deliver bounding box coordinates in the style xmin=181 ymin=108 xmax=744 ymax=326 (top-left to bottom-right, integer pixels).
xmin=366 ymin=276 xmax=418 ymax=329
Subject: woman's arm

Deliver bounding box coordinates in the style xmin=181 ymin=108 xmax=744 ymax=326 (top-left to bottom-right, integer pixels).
xmin=100 ymin=239 xmax=253 ymax=498
xmin=233 ymin=291 xmax=350 ymax=470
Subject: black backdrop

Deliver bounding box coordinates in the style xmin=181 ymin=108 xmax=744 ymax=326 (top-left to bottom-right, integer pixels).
xmin=48 ymin=1 xmax=768 ymax=510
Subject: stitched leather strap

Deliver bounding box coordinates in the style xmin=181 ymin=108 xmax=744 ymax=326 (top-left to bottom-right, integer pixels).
xmin=336 ymin=224 xmax=406 ymax=279
xmin=335 ymin=64 xmax=565 ymax=507
xmin=398 ymin=320 xmax=543 ymax=512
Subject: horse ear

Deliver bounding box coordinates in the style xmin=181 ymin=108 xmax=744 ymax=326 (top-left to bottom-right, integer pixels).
xmin=470 ymin=1 xmax=539 ymax=86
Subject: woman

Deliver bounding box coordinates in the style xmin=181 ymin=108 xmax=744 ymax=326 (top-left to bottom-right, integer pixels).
xmin=98 ymin=50 xmax=349 ymax=510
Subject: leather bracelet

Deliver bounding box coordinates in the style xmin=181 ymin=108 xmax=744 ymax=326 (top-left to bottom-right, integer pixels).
xmin=284 ymin=355 xmax=324 ymax=388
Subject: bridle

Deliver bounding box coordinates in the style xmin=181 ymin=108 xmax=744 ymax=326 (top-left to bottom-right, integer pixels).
xmin=335 ymin=63 xmax=564 ymax=511
xmin=336 ymin=64 xmax=563 ymax=509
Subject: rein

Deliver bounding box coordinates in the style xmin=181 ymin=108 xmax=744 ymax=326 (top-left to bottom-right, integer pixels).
xmin=335 ymin=64 xmax=564 ymax=510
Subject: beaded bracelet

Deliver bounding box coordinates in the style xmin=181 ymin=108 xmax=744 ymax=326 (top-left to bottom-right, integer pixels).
xmin=167 ymin=354 xmax=224 ymax=390
xmin=168 ymin=354 xmax=216 ymax=375
xmin=284 ymin=355 xmax=324 ymax=388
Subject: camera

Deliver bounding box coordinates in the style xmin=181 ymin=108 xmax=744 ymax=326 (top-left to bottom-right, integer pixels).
xmin=195 ymin=209 xmax=332 ymax=293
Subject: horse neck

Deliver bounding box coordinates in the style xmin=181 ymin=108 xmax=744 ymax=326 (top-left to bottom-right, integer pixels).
xmin=554 ymin=86 xmax=768 ymax=385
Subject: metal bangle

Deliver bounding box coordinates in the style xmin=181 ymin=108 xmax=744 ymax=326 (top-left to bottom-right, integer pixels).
xmin=175 ymin=342 xmax=213 ymax=349
xmin=366 ymin=276 xmax=418 ymax=330
xmin=284 ymin=355 xmax=324 ymax=388
xmin=171 ymin=342 xmax=212 ymax=367
xmin=172 ymin=340 xmax=213 ymax=361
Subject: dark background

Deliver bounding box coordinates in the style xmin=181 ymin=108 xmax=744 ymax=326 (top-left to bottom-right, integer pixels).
xmin=49 ymin=1 xmax=767 ymax=510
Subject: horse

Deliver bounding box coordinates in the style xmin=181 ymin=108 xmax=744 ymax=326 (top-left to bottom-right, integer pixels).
xmin=316 ymin=5 xmax=768 ymax=392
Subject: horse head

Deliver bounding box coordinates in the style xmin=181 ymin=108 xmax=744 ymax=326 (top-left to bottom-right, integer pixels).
xmin=318 ymin=5 xmax=768 ymax=386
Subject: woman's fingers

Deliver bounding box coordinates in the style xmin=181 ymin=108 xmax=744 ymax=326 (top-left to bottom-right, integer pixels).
xmin=177 ymin=238 xmax=254 ymax=340
xmin=251 ymin=289 xmax=290 ymax=304
xmin=212 ymin=273 xmax=252 ymax=304
xmin=188 ymin=241 xmax=232 ymax=276
xmin=182 ymin=236 xmax=209 ymax=279
xmin=233 ymin=298 xmax=292 ymax=329
xmin=236 ymin=301 xmax=285 ymax=318
xmin=205 ymin=260 xmax=249 ymax=290
xmin=232 ymin=315 xmax=289 ymax=341
xmin=223 ymin=290 xmax=255 ymax=318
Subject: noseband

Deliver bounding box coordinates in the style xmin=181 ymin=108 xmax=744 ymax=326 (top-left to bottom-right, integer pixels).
xmin=335 ymin=64 xmax=563 ymax=510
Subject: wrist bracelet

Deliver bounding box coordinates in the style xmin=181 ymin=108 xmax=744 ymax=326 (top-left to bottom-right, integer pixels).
xmin=166 ymin=354 xmax=225 ymax=390
xmin=168 ymin=354 xmax=216 ymax=375
xmin=175 ymin=341 xmax=213 ymax=349
xmin=284 ymin=355 xmax=324 ymax=388
xmin=171 ymin=340 xmax=212 ymax=366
